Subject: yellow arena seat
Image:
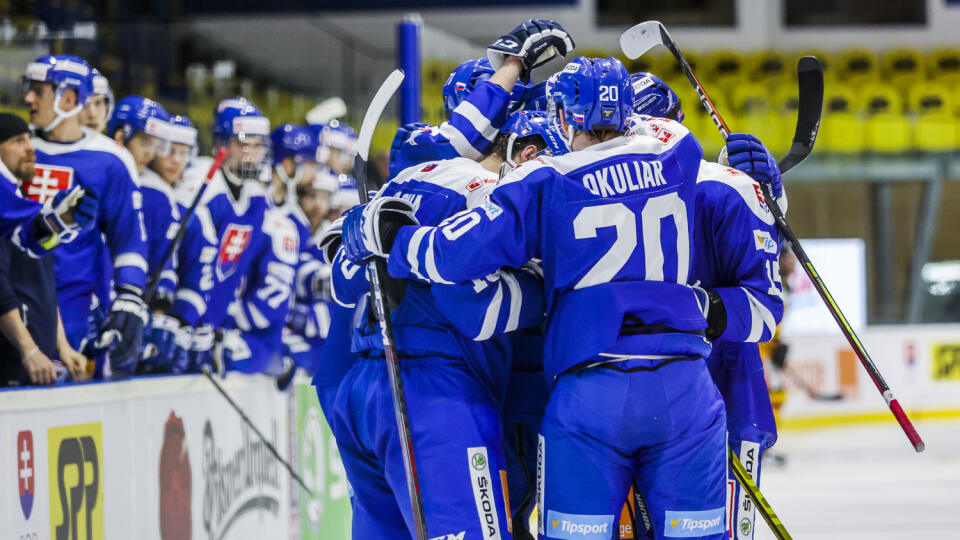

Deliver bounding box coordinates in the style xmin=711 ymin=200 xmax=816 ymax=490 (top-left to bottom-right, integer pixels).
xmin=730 ymin=82 xmax=770 ymax=116
xmin=746 ymin=50 xmax=790 ymax=86
xmin=819 ymin=85 xmax=864 ymax=154
xmin=837 ymin=48 xmax=879 ymax=84
xmin=926 ymin=48 xmax=960 ymax=83
xmin=908 ymin=82 xmax=957 ymax=152
xmin=854 ymin=82 xmax=904 ymax=115
xmin=881 ymin=48 xmax=924 ymax=86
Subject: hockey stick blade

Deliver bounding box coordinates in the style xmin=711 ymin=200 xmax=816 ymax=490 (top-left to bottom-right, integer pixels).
xmin=357 ymin=69 xmax=404 ymax=162
xmin=619 ymin=21 xmax=665 ymax=60
xmin=778 ymin=56 xmax=824 ymax=173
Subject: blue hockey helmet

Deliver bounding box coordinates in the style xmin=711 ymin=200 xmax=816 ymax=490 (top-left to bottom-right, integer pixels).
xmin=19 ymin=54 xmax=95 ymax=132
xmin=547 ymin=56 xmax=633 ymax=147
xmin=213 ymin=96 xmax=271 ymax=181
xmin=212 ymin=96 xmax=270 ymax=145
xmin=162 ymin=114 xmax=199 ymax=162
xmin=271 ymin=123 xmax=317 ymax=166
xmin=522 ymin=79 xmax=551 ymax=112
xmin=108 ymin=95 xmax=171 ymax=142
xmin=629 ymin=72 xmax=684 ymax=123
xmin=501 ymin=110 xmax=568 ymax=168
xmin=312 ymin=120 xmax=357 ymax=174
xmin=441 ymin=57 xmax=529 ymax=117
xmin=331 ymin=173 xmax=360 ymax=210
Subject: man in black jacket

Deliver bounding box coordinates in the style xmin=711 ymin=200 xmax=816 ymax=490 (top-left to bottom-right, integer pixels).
xmin=0 ymin=113 xmax=89 ymax=385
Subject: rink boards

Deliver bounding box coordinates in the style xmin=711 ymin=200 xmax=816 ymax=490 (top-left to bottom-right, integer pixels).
xmin=0 ymin=375 xmax=350 ymax=540
xmin=779 ymin=323 xmax=960 ymax=427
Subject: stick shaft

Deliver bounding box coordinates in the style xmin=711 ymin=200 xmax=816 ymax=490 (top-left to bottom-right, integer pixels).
xmin=729 ymin=447 xmax=792 ymax=540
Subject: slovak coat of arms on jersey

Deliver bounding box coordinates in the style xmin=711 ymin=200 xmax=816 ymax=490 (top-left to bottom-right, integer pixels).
xmin=216 ymin=224 xmax=253 ymax=281
xmin=24 ymin=164 xmax=74 ymax=204
xmin=17 ymin=430 xmax=35 ymax=519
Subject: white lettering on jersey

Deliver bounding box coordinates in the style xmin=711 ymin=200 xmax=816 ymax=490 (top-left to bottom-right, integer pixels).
xmin=581 ymin=160 xmax=666 ymax=197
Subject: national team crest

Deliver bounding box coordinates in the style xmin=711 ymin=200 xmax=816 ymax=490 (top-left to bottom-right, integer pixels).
xmin=25 ymin=164 xmax=74 ymax=204
xmin=216 ymin=224 xmax=253 ymax=281
xmin=17 ymin=430 xmax=34 ymax=519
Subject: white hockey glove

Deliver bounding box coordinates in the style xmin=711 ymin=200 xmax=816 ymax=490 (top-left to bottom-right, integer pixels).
xmin=341 ymin=196 xmax=418 ymax=264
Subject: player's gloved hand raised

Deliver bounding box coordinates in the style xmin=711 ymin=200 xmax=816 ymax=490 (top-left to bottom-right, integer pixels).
xmin=487 ymin=19 xmax=575 ymax=73
xmin=96 ymin=287 xmax=149 ymax=375
xmin=341 ymin=196 xmax=419 ymax=264
xmin=37 ymin=185 xmax=99 ymax=249
xmin=317 ymin=217 xmax=344 ymax=265
xmin=724 ymin=133 xmax=783 ymax=200
xmin=187 ymin=324 xmax=214 ymax=374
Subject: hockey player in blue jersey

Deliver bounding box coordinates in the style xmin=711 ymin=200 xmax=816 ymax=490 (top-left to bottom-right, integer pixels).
xmin=387 ymin=19 xmax=574 ymax=181
xmin=79 ymin=68 xmax=113 ymax=133
xmin=312 ymin=120 xmax=358 ymax=177
xmin=20 ymin=54 xmax=150 ymax=376
xmin=625 ymin=72 xmax=785 ymax=540
xmin=342 ymin=56 xmax=728 ymax=540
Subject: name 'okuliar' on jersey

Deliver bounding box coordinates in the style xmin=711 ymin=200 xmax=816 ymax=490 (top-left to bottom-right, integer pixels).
xmin=579 ymin=159 xmax=668 ymax=198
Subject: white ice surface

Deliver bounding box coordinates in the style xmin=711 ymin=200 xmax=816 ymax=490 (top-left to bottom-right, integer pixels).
xmin=754 ymin=420 xmax=960 ymax=540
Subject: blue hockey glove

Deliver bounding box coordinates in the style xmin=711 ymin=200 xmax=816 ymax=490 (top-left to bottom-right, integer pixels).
xmin=96 ymin=288 xmax=149 ymax=375
xmin=213 ymin=328 xmax=250 ymax=378
xmin=141 ymin=314 xmax=187 ymax=373
xmin=317 ymin=217 xmax=344 ymax=265
xmin=487 ymin=19 xmax=575 ymax=73
xmin=724 ymin=133 xmax=783 ymax=200
xmin=37 ymin=185 xmax=99 ymax=248
xmin=341 ymin=196 xmax=418 ymax=265
xmin=189 ymin=324 xmax=214 ymax=373
xmin=286 ymin=302 xmax=313 ymax=336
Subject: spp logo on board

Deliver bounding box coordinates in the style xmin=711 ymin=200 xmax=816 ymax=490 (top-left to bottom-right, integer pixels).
xmin=17 ymin=430 xmax=35 ymax=519
xmin=216 ymin=224 xmax=253 ymax=280
xmin=24 ymin=164 xmax=74 ymax=204
xmin=48 ymin=422 xmax=104 ymax=540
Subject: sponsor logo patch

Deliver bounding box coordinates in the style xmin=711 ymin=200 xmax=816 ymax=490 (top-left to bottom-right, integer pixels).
xmin=932 ymin=343 xmax=960 ymax=380
xmin=632 ymin=76 xmax=655 ymax=93
xmin=466 ymin=177 xmax=485 ymax=192
xmin=25 ymin=164 xmax=74 ymax=204
xmin=431 ymin=533 xmax=466 ymax=540
xmin=545 ymin=510 xmax=615 ymax=539
xmin=753 ymin=230 xmax=777 ymax=253
xmin=481 ymin=197 xmax=503 ymax=220
xmin=467 ymin=446 xmax=502 ymax=539
xmin=563 ymin=62 xmax=581 ymax=73
xmin=17 ymin=430 xmax=35 ymax=520
xmin=735 ymin=441 xmax=760 ymax=539
xmin=663 ymin=508 xmax=725 ymax=537
xmin=537 ymin=434 xmax=545 ymax=535
xmin=48 ymin=422 xmax=104 ymax=539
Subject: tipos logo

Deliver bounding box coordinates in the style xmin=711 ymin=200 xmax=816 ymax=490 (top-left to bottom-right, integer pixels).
xmin=47 ymin=422 xmax=104 ymax=540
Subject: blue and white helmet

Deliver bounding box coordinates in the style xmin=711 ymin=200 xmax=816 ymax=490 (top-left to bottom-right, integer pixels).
xmin=213 ymin=96 xmax=271 ymax=181
xmin=271 ymin=123 xmax=317 ymax=166
xmin=442 ymin=57 xmax=528 ymax=117
xmin=522 ymin=79 xmax=551 ymax=112
xmin=547 ymin=56 xmax=633 ymax=148
xmin=162 ymin=114 xmax=199 ymax=162
xmin=501 ymin=110 xmax=568 ymax=168
xmin=331 ymin=173 xmax=360 ymax=210
xmin=629 ymin=72 xmax=684 ymax=122
xmin=312 ymin=120 xmax=357 ymax=174
xmin=108 ymin=95 xmax=171 ymax=142
xmin=90 ymin=68 xmax=115 ymax=122
xmin=19 ymin=54 xmax=94 ymax=132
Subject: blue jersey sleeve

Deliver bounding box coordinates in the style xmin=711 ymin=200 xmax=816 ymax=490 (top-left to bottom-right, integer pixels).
xmin=172 ymin=206 xmax=218 ymax=326
xmin=101 ymin=160 xmax=149 ymax=293
xmin=695 ymin=174 xmax=784 ymax=344
xmin=141 ymin=185 xmax=181 ymax=302
xmin=388 ymin=80 xmax=513 ymax=178
xmin=388 ymin=166 xmax=549 ymax=285
xmin=1 ymin=190 xmax=46 ymax=256
xmin=430 ymin=263 xmax=545 ymax=341
xmin=230 ymin=212 xmax=298 ymax=334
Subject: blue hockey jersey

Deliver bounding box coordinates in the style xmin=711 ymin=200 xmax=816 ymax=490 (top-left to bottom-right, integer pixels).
xmin=29 ymin=129 xmax=148 ymax=346
xmin=388 ymin=81 xmax=514 ymax=179
xmin=387 ymin=125 xmax=713 ymax=381
xmin=331 ymin=157 xmax=544 ymax=398
xmin=691 ymin=161 xmax=784 ymax=343
xmin=139 ymin=168 xmax=180 ymax=301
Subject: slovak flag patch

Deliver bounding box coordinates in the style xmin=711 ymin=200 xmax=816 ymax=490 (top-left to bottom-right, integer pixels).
xmin=217 ymin=224 xmax=253 ymax=281
xmin=24 ymin=164 xmax=74 ymax=204
xmin=455 ymin=82 xmax=467 ymax=91
xmin=17 ymin=430 xmax=34 ymax=519
xmin=421 ymin=163 xmax=437 ymax=172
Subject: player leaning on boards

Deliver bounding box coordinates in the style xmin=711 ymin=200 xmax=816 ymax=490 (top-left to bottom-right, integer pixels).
xmin=341 ymin=56 xmax=729 ymax=539
xmin=319 ymin=19 xmax=574 ymax=540
xmin=20 ymin=54 xmax=151 ymax=378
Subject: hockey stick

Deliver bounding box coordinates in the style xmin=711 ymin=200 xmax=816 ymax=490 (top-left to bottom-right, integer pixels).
xmin=729 ymin=445 xmax=791 ymax=540
xmin=200 ymin=365 xmax=315 ymax=496
xmin=354 ymin=68 xmax=429 ymax=540
xmin=777 ymin=57 xmax=824 ymax=173
xmin=622 ymin=20 xmax=926 ymax=454
xmin=143 ymin=147 xmax=228 ymax=304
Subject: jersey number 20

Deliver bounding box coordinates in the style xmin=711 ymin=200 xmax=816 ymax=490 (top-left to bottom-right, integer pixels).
xmin=572 ymin=193 xmax=689 ymax=289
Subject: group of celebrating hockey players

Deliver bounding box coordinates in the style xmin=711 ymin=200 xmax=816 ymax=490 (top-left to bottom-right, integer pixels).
xmin=0 ymin=15 xmax=793 ymax=540
xmin=2 ymin=53 xmax=359 ymax=386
